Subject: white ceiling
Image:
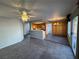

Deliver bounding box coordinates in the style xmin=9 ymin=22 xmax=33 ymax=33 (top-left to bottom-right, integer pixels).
xmin=0 ymin=0 xmax=77 ymax=21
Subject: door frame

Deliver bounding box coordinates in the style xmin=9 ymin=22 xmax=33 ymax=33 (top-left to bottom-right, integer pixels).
xmin=76 ymin=16 xmax=79 ymax=59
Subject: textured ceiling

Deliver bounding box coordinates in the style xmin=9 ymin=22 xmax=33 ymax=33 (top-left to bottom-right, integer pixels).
xmin=0 ymin=0 xmax=77 ymax=21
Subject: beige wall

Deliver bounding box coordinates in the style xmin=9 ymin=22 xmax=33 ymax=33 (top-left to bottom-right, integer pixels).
xmin=0 ymin=18 xmax=24 ymax=49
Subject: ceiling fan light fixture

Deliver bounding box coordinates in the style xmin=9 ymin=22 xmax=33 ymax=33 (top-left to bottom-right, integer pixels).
xmin=29 ymin=15 xmax=36 ymax=17
xmin=21 ymin=11 xmax=29 ymax=22
xmin=12 ymin=2 xmax=22 ymax=8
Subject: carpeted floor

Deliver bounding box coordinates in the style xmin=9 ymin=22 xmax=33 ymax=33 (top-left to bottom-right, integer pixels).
xmin=0 ymin=35 xmax=75 ymax=59
xmin=46 ymin=34 xmax=69 ymax=45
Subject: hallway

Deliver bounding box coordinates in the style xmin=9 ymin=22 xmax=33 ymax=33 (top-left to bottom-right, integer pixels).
xmin=0 ymin=35 xmax=74 ymax=59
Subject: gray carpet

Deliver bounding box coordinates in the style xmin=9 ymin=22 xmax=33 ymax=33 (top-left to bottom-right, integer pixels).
xmin=46 ymin=34 xmax=69 ymax=45
xmin=0 ymin=35 xmax=75 ymax=59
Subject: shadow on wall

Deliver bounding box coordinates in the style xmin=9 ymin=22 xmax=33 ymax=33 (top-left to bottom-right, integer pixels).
xmin=23 ymin=22 xmax=30 ymax=35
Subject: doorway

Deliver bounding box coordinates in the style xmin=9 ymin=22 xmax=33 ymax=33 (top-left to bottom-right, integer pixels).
xmin=71 ymin=16 xmax=78 ymax=55
xmin=46 ymin=23 xmax=52 ymax=35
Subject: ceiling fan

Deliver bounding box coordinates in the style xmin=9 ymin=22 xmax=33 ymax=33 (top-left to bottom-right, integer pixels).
xmin=12 ymin=1 xmax=36 ymax=22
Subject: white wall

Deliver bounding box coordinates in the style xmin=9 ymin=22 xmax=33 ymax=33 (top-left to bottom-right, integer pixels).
xmin=0 ymin=18 xmax=24 ymax=49
xmin=46 ymin=23 xmax=52 ymax=34
xmin=23 ymin=22 xmax=30 ymax=35
xmin=31 ymin=30 xmax=45 ymax=40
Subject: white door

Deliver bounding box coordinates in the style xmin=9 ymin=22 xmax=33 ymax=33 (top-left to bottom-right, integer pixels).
xmin=72 ymin=16 xmax=78 ymax=55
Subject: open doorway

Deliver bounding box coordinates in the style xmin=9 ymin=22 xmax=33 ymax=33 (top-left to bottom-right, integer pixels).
xmin=46 ymin=23 xmax=52 ymax=35
xmin=46 ymin=21 xmax=69 ymax=45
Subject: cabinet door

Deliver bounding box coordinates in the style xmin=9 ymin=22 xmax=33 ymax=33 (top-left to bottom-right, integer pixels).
xmin=52 ymin=22 xmax=67 ymax=36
